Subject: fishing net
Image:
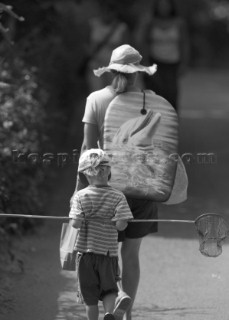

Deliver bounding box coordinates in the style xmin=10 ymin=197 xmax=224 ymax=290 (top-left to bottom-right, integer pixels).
xmin=195 ymin=213 xmax=229 ymax=257
xmin=1 ymin=212 xmax=229 ymax=258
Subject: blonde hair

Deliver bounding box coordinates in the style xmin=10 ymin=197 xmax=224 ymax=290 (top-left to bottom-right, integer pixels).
xmin=111 ymin=72 xmax=136 ymax=93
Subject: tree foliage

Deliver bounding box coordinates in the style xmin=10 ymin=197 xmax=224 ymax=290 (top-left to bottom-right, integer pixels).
xmin=0 ymin=2 xmax=24 ymax=44
xmin=0 ymin=5 xmax=50 ymax=236
xmin=0 ymin=57 xmax=49 ymax=232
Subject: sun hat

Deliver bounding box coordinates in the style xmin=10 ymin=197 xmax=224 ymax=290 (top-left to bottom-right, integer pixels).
xmin=93 ymin=44 xmax=157 ymax=77
xmin=78 ymin=149 xmax=110 ymax=173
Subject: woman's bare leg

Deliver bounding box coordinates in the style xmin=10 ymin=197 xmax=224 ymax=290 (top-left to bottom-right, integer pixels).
xmin=103 ymin=292 xmax=116 ymax=314
xmin=121 ymin=237 xmax=143 ymax=320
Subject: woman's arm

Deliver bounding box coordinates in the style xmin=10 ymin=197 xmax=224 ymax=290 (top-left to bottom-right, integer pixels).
xmin=70 ymin=123 xmax=99 ymax=204
xmin=81 ymin=122 xmax=99 ymax=151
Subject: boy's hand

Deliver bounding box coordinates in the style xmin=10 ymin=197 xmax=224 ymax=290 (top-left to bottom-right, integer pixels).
xmin=116 ymin=220 xmax=128 ymax=231
xmin=71 ymin=218 xmax=82 ymax=229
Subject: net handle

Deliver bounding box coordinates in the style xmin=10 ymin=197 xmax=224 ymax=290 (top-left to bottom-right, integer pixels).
xmin=0 ymin=213 xmax=70 ymax=220
xmin=0 ymin=213 xmax=194 ymax=223
xmin=0 ymin=213 xmax=227 ymax=226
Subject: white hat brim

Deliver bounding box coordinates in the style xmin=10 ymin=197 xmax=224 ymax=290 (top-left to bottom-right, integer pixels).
xmin=93 ymin=63 xmax=157 ymax=77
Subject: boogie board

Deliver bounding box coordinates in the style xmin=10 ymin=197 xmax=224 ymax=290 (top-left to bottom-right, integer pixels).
xmin=104 ymin=90 xmax=179 ymax=201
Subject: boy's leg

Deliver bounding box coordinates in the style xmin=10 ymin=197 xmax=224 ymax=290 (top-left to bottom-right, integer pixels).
xmin=121 ymin=237 xmax=143 ymax=320
xmin=99 ymin=255 xmax=119 ymax=319
xmin=85 ymin=305 xmax=99 ymax=320
xmin=113 ymin=281 xmax=131 ymax=319
xmin=79 ymin=254 xmax=100 ymax=320
xmin=103 ymin=292 xmax=117 ymax=313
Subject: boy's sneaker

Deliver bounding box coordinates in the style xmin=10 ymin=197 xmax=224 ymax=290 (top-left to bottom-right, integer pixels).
xmin=113 ymin=292 xmax=131 ymax=320
xmin=104 ymin=313 xmax=115 ymax=320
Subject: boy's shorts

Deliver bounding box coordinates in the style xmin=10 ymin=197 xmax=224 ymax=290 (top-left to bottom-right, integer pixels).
xmin=78 ymin=252 xmax=119 ymax=306
xmin=118 ymin=198 xmax=158 ymax=242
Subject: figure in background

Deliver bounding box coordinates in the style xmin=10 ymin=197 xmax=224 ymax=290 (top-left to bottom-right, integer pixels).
xmin=86 ymin=2 xmax=130 ymax=92
xmin=143 ymin=0 xmax=189 ymax=112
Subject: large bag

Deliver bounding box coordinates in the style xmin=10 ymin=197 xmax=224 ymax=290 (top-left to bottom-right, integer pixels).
xmin=103 ymin=90 xmax=179 ymax=201
xmin=164 ymin=156 xmax=188 ymax=205
xmin=60 ymin=222 xmax=78 ymax=271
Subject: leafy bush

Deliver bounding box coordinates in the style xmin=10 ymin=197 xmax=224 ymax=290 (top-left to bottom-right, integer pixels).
xmin=0 ymin=57 xmax=49 ymax=233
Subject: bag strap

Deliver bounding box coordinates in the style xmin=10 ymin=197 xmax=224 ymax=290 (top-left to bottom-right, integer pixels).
xmin=140 ymin=90 xmax=147 ymax=115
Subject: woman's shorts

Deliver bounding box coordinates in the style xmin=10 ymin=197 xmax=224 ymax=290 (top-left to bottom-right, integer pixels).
xmin=118 ymin=198 xmax=158 ymax=242
xmin=78 ymin=252 xmax=119 ymax=306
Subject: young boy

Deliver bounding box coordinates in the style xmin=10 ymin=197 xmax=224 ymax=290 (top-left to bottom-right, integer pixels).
xmin=69 ymin=149 xmax=133 ymax=320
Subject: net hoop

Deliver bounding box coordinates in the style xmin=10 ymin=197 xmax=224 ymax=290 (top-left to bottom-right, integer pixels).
xmin=194 ymin=213 xmax=229 ymax=225
xmin=194 ymin=213 xmax=229 ymax=257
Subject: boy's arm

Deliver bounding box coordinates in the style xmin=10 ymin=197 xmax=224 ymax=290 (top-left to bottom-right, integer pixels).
xmin=70 ymin=217 xmax=83 ymax=229
xmin=69 ymin=194 xmax=84 ymax=228
xmin=112 ymin=195 xmax=133 ymax=231
xmin=116 ymin=220 xmax=128 ymax=231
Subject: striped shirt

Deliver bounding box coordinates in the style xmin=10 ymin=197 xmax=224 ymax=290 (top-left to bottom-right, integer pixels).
xmin=69 ymin=185 xmax=133 ymax=256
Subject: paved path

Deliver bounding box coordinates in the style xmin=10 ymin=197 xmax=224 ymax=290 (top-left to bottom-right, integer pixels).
xmin=1 ymin=70 xmax=229 ymax=320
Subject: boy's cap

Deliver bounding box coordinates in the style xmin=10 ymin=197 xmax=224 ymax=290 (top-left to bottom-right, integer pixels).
xmin=78 ymin=149 xmax=110 ymax=173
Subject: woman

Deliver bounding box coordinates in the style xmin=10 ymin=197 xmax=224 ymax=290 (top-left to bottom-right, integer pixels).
xmin=72 ymin=44 xmax=178 ymax=320
xmin=143 ymin=0 xmax=189 ymax=111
